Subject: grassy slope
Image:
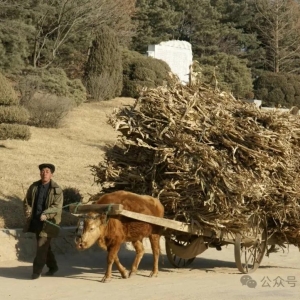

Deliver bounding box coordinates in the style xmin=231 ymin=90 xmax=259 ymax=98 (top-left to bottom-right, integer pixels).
xmin=0 ymin=97 xmax=135 ymax=228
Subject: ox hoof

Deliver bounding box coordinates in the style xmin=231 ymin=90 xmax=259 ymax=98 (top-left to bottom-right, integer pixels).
xmin=121 ymin=270 xmax=129 ymax=279
xmin=129 ymin=270 xmax=137 ymax=278
xmin=149 ymin=271 xmax=158 ymax=278
xmin=100 ymin=276 xmax=112 ymax=283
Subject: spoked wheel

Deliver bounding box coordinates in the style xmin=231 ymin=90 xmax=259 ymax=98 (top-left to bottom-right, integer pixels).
xmin=165 ymin=235 xmax=196 ymax=268
xmin=234 ymin=215 xmax=268 ymax=273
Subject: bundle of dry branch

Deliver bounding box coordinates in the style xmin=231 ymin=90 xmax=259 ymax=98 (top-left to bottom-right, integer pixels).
xmin=91 ymin=84 xmax=300 ymax=246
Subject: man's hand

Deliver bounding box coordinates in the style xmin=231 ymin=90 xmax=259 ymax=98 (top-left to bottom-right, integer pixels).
xmin=25 ymin=210 xmax=31 ymax=218
xmin=40 ymin=214 xmax=47 ymax=221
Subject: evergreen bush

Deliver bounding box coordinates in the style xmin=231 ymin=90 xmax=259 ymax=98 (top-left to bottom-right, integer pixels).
xmin=0 ymin=124 xmax=30 ymax=140
xmin=0 ymin=71 xmax=31 ymax=141
xmin=63 ymin=187 xmax=84 ymax=211
xmin=254 ymin=72 xmax=300 ymax=107
xmin=18 ymin=67 xmax=86 ymax=106
xmin=0 ymin=106 xmax=29 ymax=124
xmin=122 ymin=49 xmax=172 ymax=98
xmin=84 ymin=26 xmax=123 ymax=101
xmin=268 ymin=88 xmax=285 ymax=107
xmin=0 ymin=72 xmax=19 ymax=106
xmin=199 ymin=53 xmax=253 ymax=99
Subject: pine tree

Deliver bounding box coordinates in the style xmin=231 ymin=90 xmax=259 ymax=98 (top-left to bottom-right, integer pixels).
xmin=84 ymin=26 xmax=123 ymax=100
xmin=131 ymin=0 xmax=183 ymax=53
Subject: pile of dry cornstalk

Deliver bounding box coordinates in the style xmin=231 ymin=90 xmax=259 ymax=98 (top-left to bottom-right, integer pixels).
xmin=91 ymin=84 xmax=300 ymax=246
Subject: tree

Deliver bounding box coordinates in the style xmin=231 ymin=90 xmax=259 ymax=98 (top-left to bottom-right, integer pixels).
xmin=131 ymin=0 xmax=181 ymax=53
xmin=84 ymin=26 xmax=123 ymax=101
xmin=132 ymin=0 xmax=258 ymax=60
xmin=0 ymin=72 xmax=30 ymax=141
xmin=199 ymin=53 xmax=253 ymax=98
xmin=0 ymin=0 xmax=136 ymax=72
xmin=252 ymin=0 xmax=300 ymax=73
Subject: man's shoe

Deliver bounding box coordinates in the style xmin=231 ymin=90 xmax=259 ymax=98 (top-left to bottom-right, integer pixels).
xmin=45 ymin=266 xmax=59 ymax=276
xmin=31 ymin=273 xmax=41 ymax=280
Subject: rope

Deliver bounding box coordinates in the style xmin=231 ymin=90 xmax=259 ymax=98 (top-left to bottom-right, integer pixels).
xmin=42 ymin=202 xmax=82 ymax=214
xmin=42 ymin=202 xmax=116 ymax=229
xmin=102 ymin=204 xmax=112 ymax=224
xmin=42 ymin=202 xmax=114 ymax=228
xmin=41 ymin=202 xmax=83 ymax=229
xmin=71 ymin=202 xmax=82 ymax=214
xmin=44 ymin=219 xmax=61 ymax=228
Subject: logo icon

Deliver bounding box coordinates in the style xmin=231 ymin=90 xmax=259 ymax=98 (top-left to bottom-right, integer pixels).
xmin=240 ymin=275 xmax=257 ymax=288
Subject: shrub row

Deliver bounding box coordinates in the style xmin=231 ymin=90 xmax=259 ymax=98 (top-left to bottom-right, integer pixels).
xmin=0 ymin=123 xmax=31 ymax=140
xmin=254 ymin=72 xmax=300 ymax=107
xmin=0 ymin=105 xmax=29 ymax=124
xmin=0 ymin=72 xmax=19 ymax=106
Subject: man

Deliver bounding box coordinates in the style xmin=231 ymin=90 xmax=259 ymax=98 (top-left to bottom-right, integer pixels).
xmin=23 ymin=163 xmax=64 ymax=279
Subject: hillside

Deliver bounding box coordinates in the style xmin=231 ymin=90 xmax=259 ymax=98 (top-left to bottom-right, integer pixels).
xmin=0 ymin=97 xmax=135 ymax=228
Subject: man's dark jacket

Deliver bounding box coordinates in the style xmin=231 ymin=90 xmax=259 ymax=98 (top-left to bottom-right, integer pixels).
xmin=23 ymin=179 xmax=63 ymax=237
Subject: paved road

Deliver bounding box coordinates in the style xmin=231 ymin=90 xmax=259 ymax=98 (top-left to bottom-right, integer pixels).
xmin=0 ymin=244 xmax=299 ymax=300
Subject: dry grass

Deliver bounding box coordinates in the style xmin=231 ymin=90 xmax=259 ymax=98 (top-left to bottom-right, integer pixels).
xmin=0 ymin=97 xmax=135 ymax=228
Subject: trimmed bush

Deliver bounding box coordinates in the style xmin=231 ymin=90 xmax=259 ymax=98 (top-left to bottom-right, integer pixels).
xmin=63 ymin=187 xmax=84 ymax=211
xmin=0 ymin=72 xmax=19 ymax=106
xmin=86 ymin=73 xmax=118 ymax=101
xmin=268 ymin=88 xmax=285 ymax=107
xmin=122 ymin=49 xmax=173 ymax=98
xmin=254 ymin=72 xmax=300 ymax=107
xmin=0 ymin=106 xmax=29 ymax=124
xmin=18 ymin=67 xmax=86 ymax=106
xmin=24 ymin=93 xmax=75 ymax=128
xmin=0 ymin=123 xmax=30 ymax=140
xmin=255 ymin=87 xmax=268 ymax=101
xmin=0 ymin=71 xmax=31 ymax=141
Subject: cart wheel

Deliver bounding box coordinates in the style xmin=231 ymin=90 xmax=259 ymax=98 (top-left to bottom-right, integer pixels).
xmin=234 ymin=215 xmax=267 ymax=273
xmin=165 ymin=236 xmax=196 ymax=268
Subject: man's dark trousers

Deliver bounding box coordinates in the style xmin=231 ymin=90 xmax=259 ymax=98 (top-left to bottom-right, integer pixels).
xmin=33 ymin=233 xmax=58 ymax=275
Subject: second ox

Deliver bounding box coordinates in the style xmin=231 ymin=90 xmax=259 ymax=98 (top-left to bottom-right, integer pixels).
xmin=75 ymin=190 xmax=164 ymax=282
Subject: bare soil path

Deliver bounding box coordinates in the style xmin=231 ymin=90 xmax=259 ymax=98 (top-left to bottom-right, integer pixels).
xmin=0 ymin=243 xmax=299 ymax=300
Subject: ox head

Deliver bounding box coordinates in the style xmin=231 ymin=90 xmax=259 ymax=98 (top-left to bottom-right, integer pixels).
xmin=75 ymin=212 xmax=106 ymax=250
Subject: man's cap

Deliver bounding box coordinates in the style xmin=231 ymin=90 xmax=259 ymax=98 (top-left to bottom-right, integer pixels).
xmin=38 ymin=163 xmax=55 ymax=173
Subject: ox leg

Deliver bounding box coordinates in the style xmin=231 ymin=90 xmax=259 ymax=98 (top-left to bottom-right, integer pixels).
xmin=149 ymin=234 xmax=160 ymax=277
xmin=101 ymin=245 xmax=128 ymax=283
xmin=129 ymin=240 xmax=145 ymax=277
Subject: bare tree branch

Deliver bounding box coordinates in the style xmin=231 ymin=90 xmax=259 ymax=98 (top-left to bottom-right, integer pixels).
xmin=30 ymin=0 xmax=136 ymax=68
xmin=254 ymin=0 xmax=300 ymax=73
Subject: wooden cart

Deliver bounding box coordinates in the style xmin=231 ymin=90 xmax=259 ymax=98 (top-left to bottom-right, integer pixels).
xmin=70 ymin=203 xmax=268 ymax=274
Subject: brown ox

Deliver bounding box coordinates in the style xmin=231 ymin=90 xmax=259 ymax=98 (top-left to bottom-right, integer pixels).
xmin=75 ymin=190 xmax=164 ymax=282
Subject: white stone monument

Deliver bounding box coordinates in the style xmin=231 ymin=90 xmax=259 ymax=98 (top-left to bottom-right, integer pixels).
xmin=147 ymin=40 xmax=193 ymax=85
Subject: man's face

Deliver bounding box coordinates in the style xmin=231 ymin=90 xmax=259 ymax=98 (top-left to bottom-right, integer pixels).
xmin=40 ymin=168 xmax=53 ymax=184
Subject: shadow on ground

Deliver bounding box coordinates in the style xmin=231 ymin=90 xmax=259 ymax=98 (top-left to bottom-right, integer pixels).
xmin=0 ymin=194 xmax=25 ymax=228
xmin=0 ymin=248 xmax=241 ymax=281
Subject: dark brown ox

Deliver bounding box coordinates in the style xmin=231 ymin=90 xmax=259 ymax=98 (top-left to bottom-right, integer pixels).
xmin=75 ymin=190 xmax=164 ymax=282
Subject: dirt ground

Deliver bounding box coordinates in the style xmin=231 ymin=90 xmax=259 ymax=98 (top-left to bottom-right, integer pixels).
xmin=0 ymin=243 xmax=299 ymax=300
